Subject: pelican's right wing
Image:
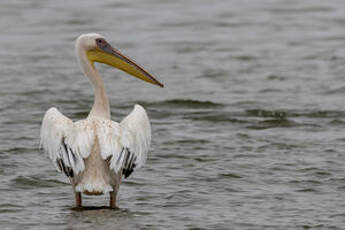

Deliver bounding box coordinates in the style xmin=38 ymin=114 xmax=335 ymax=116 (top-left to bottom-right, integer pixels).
xmin=40 ymin=108 xmax=94 ymax=178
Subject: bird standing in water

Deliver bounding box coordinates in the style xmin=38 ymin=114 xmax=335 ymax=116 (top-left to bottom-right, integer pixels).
xmin=40 ymin=33 xmax=163 ymax=208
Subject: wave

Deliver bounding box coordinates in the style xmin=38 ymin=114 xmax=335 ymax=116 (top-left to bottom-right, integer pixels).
xmin=323 ymin=86 xmax=345 ymax=95
xmin=10 ymin=176 xmax=67 ymax=190
xmin=247 ymin=118 xmax=299 ymax=130
xmin=146 ymin=99 xmax=224 ymax=109
xmin=246 ymin=109 xmax=345 ymax=119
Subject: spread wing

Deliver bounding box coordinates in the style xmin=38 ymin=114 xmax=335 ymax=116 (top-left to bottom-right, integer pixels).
xmin=120 ymin=104 xmax=151 ymax=178
xmin=40 ymin=107 xmax=94 ymax=178
xmin=97 ymin=104 xmax=151 ymax=178
xmin=41 ymin=105 xmax=151 ymax=179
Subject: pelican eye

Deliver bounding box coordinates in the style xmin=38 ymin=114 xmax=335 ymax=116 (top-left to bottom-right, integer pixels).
xmin=96 ymin=38 xmax=108 ymax=49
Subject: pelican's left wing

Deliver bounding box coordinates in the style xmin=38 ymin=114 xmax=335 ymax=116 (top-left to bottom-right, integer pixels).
xmin=120 ymin=104 xmax=151 ymax=178
xmin=97 ymin=104 xmax=151 ymax=178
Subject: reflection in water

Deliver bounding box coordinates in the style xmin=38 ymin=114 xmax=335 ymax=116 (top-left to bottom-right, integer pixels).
xmin=66 ymin=208 xmax=135 ymax=230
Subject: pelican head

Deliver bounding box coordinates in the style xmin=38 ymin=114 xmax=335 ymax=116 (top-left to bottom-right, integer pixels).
xmin=76 ymin=33 xmax=164 ymax=87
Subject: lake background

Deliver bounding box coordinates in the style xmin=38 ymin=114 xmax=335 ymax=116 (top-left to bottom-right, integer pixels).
xmin=1 ymin=0 xmax=345 ymax=229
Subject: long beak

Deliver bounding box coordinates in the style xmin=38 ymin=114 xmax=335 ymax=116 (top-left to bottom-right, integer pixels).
xmin=87 ymin=42 xmax=164 ymax=88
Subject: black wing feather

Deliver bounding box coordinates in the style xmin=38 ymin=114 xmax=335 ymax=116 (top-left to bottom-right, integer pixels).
xmin=122 ymin=148 xmax=137 ymax=179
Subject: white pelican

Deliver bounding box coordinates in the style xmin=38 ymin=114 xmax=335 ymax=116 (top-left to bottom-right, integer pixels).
xmin=40 ymin=33 xmax=163 ymax=208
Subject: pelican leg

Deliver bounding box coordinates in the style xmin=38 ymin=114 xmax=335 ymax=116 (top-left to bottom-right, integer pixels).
xmin=75 ymin=192 xmax=82 ymax=208
xmin=109 ymin=191 xmax=117 ymax=208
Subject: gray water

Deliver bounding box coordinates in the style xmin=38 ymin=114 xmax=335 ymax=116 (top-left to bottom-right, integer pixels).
xmin=1 ymin=0 xmax=345 ymax=229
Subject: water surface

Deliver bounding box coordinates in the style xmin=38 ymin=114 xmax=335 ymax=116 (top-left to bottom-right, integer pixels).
xmin=1 ymin=0 xmax=345 ymax=229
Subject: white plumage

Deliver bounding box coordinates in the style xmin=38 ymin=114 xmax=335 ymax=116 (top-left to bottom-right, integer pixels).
xmin=40 ymin=33 xmax=163 ymax=208
xmin=40 ymin=104 xmax=150 ymax=178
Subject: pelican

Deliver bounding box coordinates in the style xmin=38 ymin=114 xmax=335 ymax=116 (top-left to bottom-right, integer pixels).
xmin=40 ymin=33 xmax=163 ymax=208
